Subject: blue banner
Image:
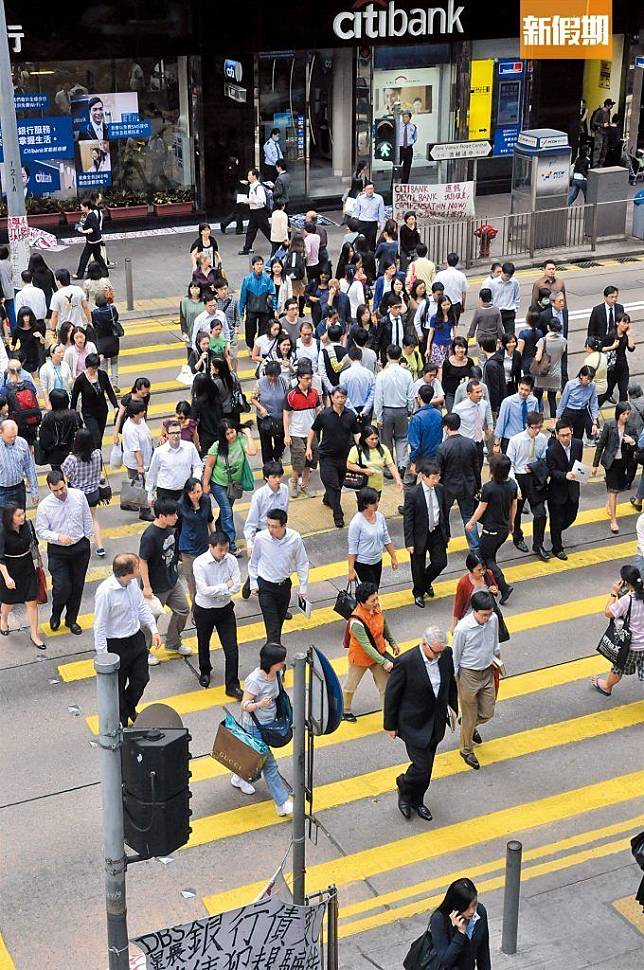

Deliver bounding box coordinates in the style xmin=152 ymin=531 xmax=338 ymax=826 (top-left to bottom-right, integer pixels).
xmin=493 ymin=125 xmax=521 ymax=157
xmin=15 ymin=94 xmax=50 ymax=110
xmin=108 ymin=119 xmax=151 ymax=140
xmin=0 ymin=117 xmax=74 ymax=162
xmin=25 ymin=159 xmax=61 ymax=196
xmin=77 ymin=170 xmax=112 ymax=188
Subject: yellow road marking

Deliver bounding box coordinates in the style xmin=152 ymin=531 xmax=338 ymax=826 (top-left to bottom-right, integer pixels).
xmin=0 ymin=934 xmax=16 ymax=970
xmin=202 ymin=770 xmax=644 ymax=913
xmin=612 ymin=896 xmax=644 ymax=935
xmin=187 ymin=702 xmax=643 ymax=848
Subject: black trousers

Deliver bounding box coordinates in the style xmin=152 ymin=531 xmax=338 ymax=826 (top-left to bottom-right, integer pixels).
xmin=221 ymin=205 xmax=245 ymax=234
xmin=355 ymin=559 xmax=383 ymax=589
xmin=560 ymin=407 xmax=591 ymax=442
xmin=548 ymin=498 xmax=579 ymax=554
xmin=399 ymin=145 xmax=413 ymax=184
xmin=534 ymin=387 xmax=558 ymax=418
xmin=244 ymin=311 xmax=271 ymax=350
xmin=243 ymin=208 xmax=271 ymax=252
xmin=83 ymin=412 xmax=107 ymax=450
xmin=356 ymin=219 xmax=378 ymax=251
xmin=599 ymin=364 xmax=629 ymax=406
xmin=513 ymin=473 xmax=546 ymax=550
xmin=47 ymin=537 xmax=91 ymax=623
xmin=259 ymin=427 xmax=285 ymax=464
xmin=398 ymin=737 xmax=440 ymax=805
xmin=479 ymin=528 xmax=510 ymax=596
xmin=193 ymin=601 xmax=240 ymax=687
xmin=410 ymin=528 xmax=448 ymax=599
xmin=258 ymin=576 xmax=292 ymax=644
xmin=156 ymin=486 xmax=183 ymax=502
xmin=76 ymin=241 xmax=108 ymax=278
xmin=500 ymin=309 xmax=516 ymax=335
xmin=319 ymin=456 xmax=347 ymax=521
xmin=107 ymin=629 xmax=149 ymax=727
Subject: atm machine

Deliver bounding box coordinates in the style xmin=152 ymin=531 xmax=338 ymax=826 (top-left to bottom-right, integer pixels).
xmin=510 ymin=129 xmax=571 ymax=248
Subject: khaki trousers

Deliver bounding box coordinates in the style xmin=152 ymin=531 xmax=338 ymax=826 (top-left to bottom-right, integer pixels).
xmin=343 ymin=661 xmax=389 ymax=712
xmin=458 ymin=666 xmax=496 ymax=755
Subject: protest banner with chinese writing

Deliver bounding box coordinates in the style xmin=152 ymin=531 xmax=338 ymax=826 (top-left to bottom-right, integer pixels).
xmin=132 ymin=895 xmax=325 ymax=970
xmin=393 ymin=182 xmax=475 ymax=224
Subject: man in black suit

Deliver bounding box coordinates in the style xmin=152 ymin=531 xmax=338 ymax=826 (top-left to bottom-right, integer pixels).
xmin=546 ymin=419 xmax=583 ymax=560
xmin=586 ymin=285 xmax=624 ymax=345
xmin=384 ymin=625 xmax=458 ymax=820
xmin=403 ymin=460 xmax=450 ymax=607
xmin=437 ymin=413 xmax=482 ymax=553
xmin=77 ymin=97 xmax=110 ymax=141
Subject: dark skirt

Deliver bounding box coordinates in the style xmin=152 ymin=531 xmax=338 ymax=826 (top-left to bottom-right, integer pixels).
xmin=0 ymin=551 xmax=37 ymax=604
xmin=605 ymin=457 xmax=628 ymax=493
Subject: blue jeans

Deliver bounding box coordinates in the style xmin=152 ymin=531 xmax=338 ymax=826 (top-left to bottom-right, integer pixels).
xmin=4 ymin=299 xmax=16 ymax=334
xmin=210 ymin=481 xmax=237 ymax=552
xmin=246 ymin=722 xmax=289 ymax=807
xmin=567 ymin=180 xmax=587 ymax=205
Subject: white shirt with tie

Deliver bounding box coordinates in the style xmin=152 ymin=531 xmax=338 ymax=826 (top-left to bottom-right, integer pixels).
xmin=422 ymin=481 xmax=440 ymax=532
xmin=388 ymin=313 xmax=405 ymax=349
xmin=419 ymin=643 xmax=441 ymax=694
xmin=400 ymin=122 xmax=417 ymax=147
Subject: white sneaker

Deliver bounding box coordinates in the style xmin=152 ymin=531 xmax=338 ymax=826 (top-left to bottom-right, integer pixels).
xmin=231 ymin=773 xmax=256 ymax=796
xmin=289 ymin=480 xmax=299 ymax=499
xmin=276 ymin=798 xmax=293 ymax=817
xmin=300 ymin=483 xmax=315 ymax=497
xmin=147 ymin=652 xmax=161 ymax=666
xmin=176 ymin=643 xmax=193 ymax=656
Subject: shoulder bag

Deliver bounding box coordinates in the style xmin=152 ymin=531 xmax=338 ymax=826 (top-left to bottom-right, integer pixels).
xmin=403 ymin=922 xmax=442 ymax=970
xmin=98 ymin=459 xmax=113 ymax=506
xmin=29 ymin=521 xmax=48 ymax=605
xmin=109 ymin=305 xmax=124 ymax=338
xmin=231 ymin=375 xmax=251 ymax=413
xmin=529 ymin=341 xmax=551 ymax=378
xmin=334 ymin=581 xmax=357 ymax=619
xmin=344 ymin=445 xmax=370 ymax=491
xmin=250 ymin=674 xmax=294 ymax=748
xmin=224 ymin=449 xmax=244 ymax=501
xmin=596 ymin=596 xmax=632 ymax=670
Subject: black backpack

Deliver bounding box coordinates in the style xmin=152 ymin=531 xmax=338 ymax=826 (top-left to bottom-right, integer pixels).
xmin=6 ymin=380 xmax=42 ymax=430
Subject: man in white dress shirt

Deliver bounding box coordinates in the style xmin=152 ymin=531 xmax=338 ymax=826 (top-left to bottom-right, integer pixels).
xmin=434 ymin=252 xmax=468 ymax=323
xmin=14 ymin=271 xmax=48 ymax=323
xmin=453 ymin=380 xmax=493 ymax=470
xmin=249 ymin=508 xmax=309 ymax=643
xmin=94 ymin=553 xmax=161 ymax=726
xmin=146 ymin=422 xmax=203 ymax=503
xmin=507 ymin=411 xmax=550 ymax=560
xmin=192 ymin=531 xmax=243 ymax=693
xmin=78 ymin=97 xmax=109 ymax=140
xmin=241 ymin=460 xmax=289 ymax=599
xmin=398 ymin=110 xmax=417 ymax=184
xmin=35 ymin=469 xmax=93 ymax=634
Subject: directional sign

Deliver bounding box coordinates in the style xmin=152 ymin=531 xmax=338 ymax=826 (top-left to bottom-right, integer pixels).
xmin=427 ymin=140 xmax=492 ymax=162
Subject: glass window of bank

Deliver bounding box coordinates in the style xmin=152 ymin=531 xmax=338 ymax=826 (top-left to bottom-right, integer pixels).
xmin=4 ymin=58 xmax=195 ymax=209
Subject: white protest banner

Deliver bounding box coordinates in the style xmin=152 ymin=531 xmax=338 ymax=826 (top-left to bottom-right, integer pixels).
xmin=132 ymin=894 xmax=325 ymax=970
xmin=393 ymin=181 xmax=475 ymax=224
xmin=27 ymin=226 xmax=68 ymax=252
xmin=253 ymin=863 xmax=293 ymax=904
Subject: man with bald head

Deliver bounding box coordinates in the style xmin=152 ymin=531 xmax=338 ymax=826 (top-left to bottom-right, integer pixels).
xmin=384 ymin=625 xmax=458 ymax=821
xmin=0 ymin=418 xmax=38 ymax=509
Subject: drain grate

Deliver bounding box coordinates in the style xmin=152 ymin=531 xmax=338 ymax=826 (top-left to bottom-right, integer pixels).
xmin=615 ymin=256 xmax=640 ymax=263
xmin=576 ymin=260 xmax=602 ymax=268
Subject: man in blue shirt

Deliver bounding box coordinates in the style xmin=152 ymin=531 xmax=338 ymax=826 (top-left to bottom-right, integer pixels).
xmin=353 ymin=181 xmax=385 ymax=250
xmin=339 ymin=347 xmax=375 ymax=423
xmin=399 ymin=110 xmax=417 ymax=184
xmin=263 ymin=127 xmax=283 ymax=182
xmin=408 ymin=384 xmax=444 ymax=476
xmin=239 ymin=256 xmax=276 ymax=350
xmin=493 ymin=376 xmax=539 ymax=453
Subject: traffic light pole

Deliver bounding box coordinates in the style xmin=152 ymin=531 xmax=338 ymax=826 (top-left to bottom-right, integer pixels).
xmin=95 ymin=653 xmax=130 ymax=970
xmin=292 ymin=652 xmax=308 ymax=905
xmin=0 ymin=1 xmax=30 ymax=283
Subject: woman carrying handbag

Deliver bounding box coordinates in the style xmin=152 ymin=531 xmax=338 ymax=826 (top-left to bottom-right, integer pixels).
xmin=202 ymin=419 xmax=257 ymax=557
xmin=0 ymin=502 xmax=46 ymax=649
xmin=404 ymin=877 xmax=491 ymax=970
xmin=592 ymin=565 xmax=644 ymax=696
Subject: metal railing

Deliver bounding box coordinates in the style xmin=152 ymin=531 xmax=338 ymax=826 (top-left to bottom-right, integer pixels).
xmin=307 ymin=886 xmax=339 ymax=970
xmin=419 ymin=197 xmax=635 ymax=269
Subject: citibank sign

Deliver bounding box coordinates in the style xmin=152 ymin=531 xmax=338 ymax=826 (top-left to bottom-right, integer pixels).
xmin=333 ymin=0 xmax=465 ymax=41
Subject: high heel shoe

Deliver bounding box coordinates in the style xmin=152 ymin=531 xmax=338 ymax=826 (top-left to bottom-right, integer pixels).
xmin=30 ymin=636 xmax=46 ymax=650
xmin=0 ymin=623 xmax=9 ymax=636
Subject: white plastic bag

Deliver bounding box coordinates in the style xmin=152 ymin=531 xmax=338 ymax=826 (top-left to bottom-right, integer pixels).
xmin=176 ymin=364 xmax=195 ymax=387
xmin=109 ymin=443 xmax=123 ymax=469
xmin=146 ymin=596 xmax=164 ymax=619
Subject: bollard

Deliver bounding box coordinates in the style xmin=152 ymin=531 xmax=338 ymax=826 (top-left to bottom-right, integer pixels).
xmin=125 ymin=257 xmax=134 ymax=311
xmin=501 ymin=840 xmax=523 ymax=955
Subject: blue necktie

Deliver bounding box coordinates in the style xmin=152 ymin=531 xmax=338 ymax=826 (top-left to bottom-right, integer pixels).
xmin=521 ymin=398 xmax=528 ymax=428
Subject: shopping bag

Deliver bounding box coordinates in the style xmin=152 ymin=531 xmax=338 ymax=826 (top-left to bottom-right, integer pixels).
xmin=596 ymin=600 xmax=632 ymax=670
xmin=120 ymin=477 xmax=148 ymax=511
xmin=176 ymin=364 xmax=195 ymax=387
xmin=109 ymin=443 xmax=123 ymax=470
xmin=212 ymin=713 xmax=268 ymax=783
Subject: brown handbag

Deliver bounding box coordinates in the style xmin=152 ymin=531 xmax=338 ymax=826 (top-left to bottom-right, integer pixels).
xmin=212 ymin=717 xmax=268 ymax=783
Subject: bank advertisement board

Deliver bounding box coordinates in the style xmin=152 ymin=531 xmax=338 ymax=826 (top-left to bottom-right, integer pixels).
xmin=393 ymin=180 xmax=475 ymax=222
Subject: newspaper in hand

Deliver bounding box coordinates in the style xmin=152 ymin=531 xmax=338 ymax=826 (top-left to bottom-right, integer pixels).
xmin=572 ymin=460 xmax=591 ymax=483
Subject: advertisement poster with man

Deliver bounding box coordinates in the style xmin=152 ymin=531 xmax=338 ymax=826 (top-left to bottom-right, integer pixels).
xmin=372 ymin=68 xmax=440 ymax=175
xmin=71 ymin=92 xmax=151 ymax=188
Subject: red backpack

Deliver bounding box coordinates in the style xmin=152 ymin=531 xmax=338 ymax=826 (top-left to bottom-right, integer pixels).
xmin=7 ymin=381 xmax=42 ymax=429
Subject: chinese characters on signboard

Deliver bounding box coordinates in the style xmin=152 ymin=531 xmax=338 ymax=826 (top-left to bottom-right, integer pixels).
xmin=520 ymin=0 xmax=612 ymax=60
xmin=393 ymin=181 xmax=475 ymax=224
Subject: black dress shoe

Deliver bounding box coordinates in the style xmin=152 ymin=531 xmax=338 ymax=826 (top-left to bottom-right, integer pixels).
xmin=534 ymin=546 xmax=552 ymax=561
xmin=426 ymin=584 xmax=435 ymax=598
xmin=460 ymin=751 xmax=480 ymax=770
xmin=225 ymin=685 xmax=243 ymax=700
xmin=397 ymin=505 xmax=405 ymax=515
xmin=342 ymin=711 xmax=357 ymax=723
xmin=322 ymin=496 xmax=332 ymax=508
xmin=138 ymin=509 xmax=155 ymax=522
xmin=499 ymin=585 xmax=514 ymax=605
xmin=67 ymin=622 xmax=82 ymax=635
xmin=334 ymin=517 xmax=345 ymax=529
xmin=241 ymin=577 xmax=251 ymax=600
xmin=555 ymin=550 xmax=568 ymax=561
xmin=414 ymin=596 xmax=426 ymax=608
xmin=513 ymin=539 xmax=529 ymax=553
xmin=472 ymin=729 xmax=482 ymax=744
xmin=414 ymin=804 xmax=433 ymax=821
xmin=199 ymin=673 xmax=211 ymax=688
xmin=49 ymin=615 xmax=61 ymax=631
xmin=397 ymin=792 xmax=412 ymax=819
xmin=284 ymin=610 xmax=293 ymax=620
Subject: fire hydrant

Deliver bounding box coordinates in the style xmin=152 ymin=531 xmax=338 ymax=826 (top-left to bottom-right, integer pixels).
xmin=474 ymin=223 xmax=498 ymax=258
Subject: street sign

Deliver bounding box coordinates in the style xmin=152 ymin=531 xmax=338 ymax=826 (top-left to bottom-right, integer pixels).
xmin=427 ymin=140 xmax=492 ymax=162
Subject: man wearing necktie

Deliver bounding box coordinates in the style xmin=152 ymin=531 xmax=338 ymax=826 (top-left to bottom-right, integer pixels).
xmin=506 ymin=412 xmax=551 ymax=560
xmin=493 ymin=376 xmax=539 ymax=454
xmin=586 ymin=285 xmax=623 ymax=344
xmin=399 ymin=110 xmax=417 ymax=184
xmin=403 ymin=461 xmax=450 ymax=608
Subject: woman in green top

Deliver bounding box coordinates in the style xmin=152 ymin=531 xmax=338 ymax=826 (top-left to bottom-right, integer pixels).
xmin=180 ymin=282 xmax=205 ymax=360
xmin=202 ymin=419 xmax=257 ymax=555
xmin=346 ymin=425 xmax=403 ymax=498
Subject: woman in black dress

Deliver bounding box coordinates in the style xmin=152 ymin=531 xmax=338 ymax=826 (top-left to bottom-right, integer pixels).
xmin=191 ymin=374 xmax=224 ymax=455
xmin=441 ymin=337 xmax=475 ymax=413
xmin=592 ymin=401 xmax=638 ymax=535
xmin=0 ymin=502 xmax=45 ymax=648
xmin=399 ymin=210 xmax=420 ymax=272
xmin=466 ymin=453 xmax=518 ymax=606
xmin=11 ymin=307 xmax=46 ymax=379
xmin=27 ymin=253 xmax=57 ymax=323
xmin=70 ymin=352 xmax=118 ymax=448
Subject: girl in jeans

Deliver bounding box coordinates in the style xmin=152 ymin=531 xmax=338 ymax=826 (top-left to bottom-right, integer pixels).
xmin=234 ymin=642 xmax=293 ymax=816
xmin=202 ymin=419 xmax=257 ymax=557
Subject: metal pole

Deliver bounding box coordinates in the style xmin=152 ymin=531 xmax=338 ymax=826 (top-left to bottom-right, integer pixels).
xmin=292 ymin=651 xmax=307 ymax=905
xmin=501 ymin=839 xmax=523 ymax=955
xmin=0 ymin=1 xmax=30 ymax=285
xmin=124 ymin=257 xmax=134 ymax=310
xmin=95 ymin=653 xmax=130 ymax=970
xmin=326 ymin=888 xmax=339 ymax=970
